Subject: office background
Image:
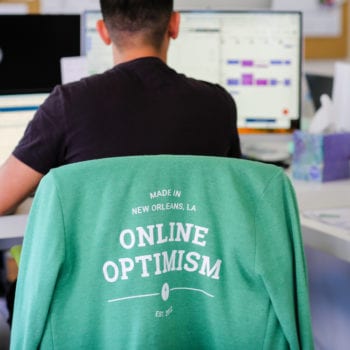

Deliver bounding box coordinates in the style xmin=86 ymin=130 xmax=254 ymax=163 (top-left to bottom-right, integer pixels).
xmin=0 ymin=1 xmax=350 ymax=349
xmin=1 ymin=0 xmax=349 ymax=107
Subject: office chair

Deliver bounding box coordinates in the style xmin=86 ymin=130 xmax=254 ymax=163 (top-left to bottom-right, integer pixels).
xmin=10 ymin=155 xmax=314 ymax=349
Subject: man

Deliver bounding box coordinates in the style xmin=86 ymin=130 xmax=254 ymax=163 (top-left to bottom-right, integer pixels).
xmin=0 ymin=0 xmax=241 ymax=215
xmin=1 ymin=0 xmax=242 ymax=328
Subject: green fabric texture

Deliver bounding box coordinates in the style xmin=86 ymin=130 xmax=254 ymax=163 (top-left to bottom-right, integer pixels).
xmin=10 ymin=155 xmax=314 ymax=349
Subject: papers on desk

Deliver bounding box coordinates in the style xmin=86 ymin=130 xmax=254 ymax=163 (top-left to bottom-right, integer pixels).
xmin=302 ymin=207 xmax=350 ymax=231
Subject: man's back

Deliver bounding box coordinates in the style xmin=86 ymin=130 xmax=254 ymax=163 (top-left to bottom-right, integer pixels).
xmin=13 ymin=57 xmax=241 ymax=174
xmin=0 ymin=0 xmax=242 ymax=215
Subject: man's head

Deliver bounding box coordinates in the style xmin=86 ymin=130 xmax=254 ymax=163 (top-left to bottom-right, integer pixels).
xmin=98 ymin=0 xmax=176 ymax=52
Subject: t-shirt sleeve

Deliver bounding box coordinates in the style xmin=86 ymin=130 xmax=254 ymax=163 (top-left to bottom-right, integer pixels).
xmin=13 ymin=86 xmax=67 ymax=174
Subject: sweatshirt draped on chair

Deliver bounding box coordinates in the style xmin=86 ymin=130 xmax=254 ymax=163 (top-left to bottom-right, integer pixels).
xmin=11 ymin=155 xmax=314 ymax=349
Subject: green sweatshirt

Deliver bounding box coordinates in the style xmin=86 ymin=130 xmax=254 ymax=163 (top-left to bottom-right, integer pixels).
xmin=11 ymin=155 xmax=313 ymax=349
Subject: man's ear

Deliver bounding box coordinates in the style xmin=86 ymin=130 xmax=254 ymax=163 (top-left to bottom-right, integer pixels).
xmin=168 ymin=12 xmax=180 ymax=39
xmin=96 ymin=19 xmax=112 ymax=45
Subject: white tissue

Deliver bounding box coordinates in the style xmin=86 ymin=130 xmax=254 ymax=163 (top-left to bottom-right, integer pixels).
xmin=309 ymin=94 xmax=335 ymax=134
xmin=332 ymin=62 xmax=350 ymax=132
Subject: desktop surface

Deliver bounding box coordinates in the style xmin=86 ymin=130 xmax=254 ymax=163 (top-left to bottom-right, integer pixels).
xmin=240 ymin=133 xmax=293 ymax=165
xmin=291 ymin=176 xmax=350 ymax=263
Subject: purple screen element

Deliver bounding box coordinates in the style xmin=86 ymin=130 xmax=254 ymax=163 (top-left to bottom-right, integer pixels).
xmin=242 ymin=60 xmax=254 ymax=67
xmin=242 ymin=74 xmax=253 ymax=85
xmin=256 ymin=79 xmax=268 ymax=86
xmin=227 ymin=78 xmax=240 ymax=86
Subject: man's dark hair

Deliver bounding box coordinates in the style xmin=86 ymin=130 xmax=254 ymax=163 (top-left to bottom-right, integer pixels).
xmin=99 ymin=0 xmax=174 ymax=50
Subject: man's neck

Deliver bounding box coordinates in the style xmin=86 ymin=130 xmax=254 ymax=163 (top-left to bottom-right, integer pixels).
xmin=112 ymin=45 xmax=167 ymax=65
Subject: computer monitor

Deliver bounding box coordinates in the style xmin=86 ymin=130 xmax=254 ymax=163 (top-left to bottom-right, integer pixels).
xmin=0 ymin=14 xmax=81 ymax=164
xmin=0 ymin=14 xmax=81 ymax=94
xmin=82 ymin=11 xmax=114 ymax=76
xmin=168 ymin=11 xmax=302 ymax=134
xmin=170 ymin=11 xmax=303 ymax=163
xmin=82 ymin=10 xmax=302 ymax=163
xmin=0 ymin=93 xmax=48 ymax=165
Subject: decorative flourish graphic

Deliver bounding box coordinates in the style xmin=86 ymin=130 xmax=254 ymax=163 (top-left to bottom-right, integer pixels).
xmin=108 ymin=282 xmax=214 ymax=303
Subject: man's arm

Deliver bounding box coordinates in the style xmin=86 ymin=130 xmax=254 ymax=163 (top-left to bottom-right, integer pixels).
xmin=0 ymin=155 xmax=43 ymax=215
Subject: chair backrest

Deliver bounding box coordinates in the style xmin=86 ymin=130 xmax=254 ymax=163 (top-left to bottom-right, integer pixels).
xmin=11 ymin=155 xmax=314 ymax=349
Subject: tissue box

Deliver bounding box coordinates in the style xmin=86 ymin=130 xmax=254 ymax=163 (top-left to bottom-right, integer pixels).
xmin=292 ymin=131 xmax=350 ymax=182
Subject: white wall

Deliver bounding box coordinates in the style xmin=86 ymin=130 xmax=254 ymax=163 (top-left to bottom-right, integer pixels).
xmin=304 ymin=3 xmax=350 ymax=76
xmin=174 ymin=0 xmax=271 ymax=10
xmin=41 ymin=0 xmax=272 ymax=12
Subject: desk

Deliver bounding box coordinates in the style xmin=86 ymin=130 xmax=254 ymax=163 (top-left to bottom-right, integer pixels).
xmin=0 ymin=179 xmax=350 ymax=260
xmin=292 ymin=177 xmax=350 ymax=263
xmin=0 ymin=215 xmax=27 ymax=250
xmin=0 ymin=199 xmax=31 ymax=250
xmin=291 ymin=178 xmax=350 ymax=350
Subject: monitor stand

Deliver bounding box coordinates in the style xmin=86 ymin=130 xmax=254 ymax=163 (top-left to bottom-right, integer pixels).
xmin=240 ymin=133 xmax=293 ymax=168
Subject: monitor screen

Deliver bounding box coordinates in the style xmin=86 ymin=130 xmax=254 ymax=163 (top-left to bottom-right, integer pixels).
xmin=82 ymin=10 xmax=302 ymax=134
xmin=168 ymin=11 xmax=302 ymax=133
xmin=0 ymin=14 xmax=81 ymax=94
xmin=83 ymin=11 xmax=114 ymax=76
xmin=0 ymin=93 xmax=48 ymax=164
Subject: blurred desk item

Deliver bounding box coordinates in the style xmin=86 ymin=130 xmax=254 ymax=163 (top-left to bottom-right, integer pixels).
xmin=0 ymin=215 xmax=27 ymax=250
xmin=305 ymin=73 xmax=333 ymax=111
xmin=0 ymin=198 xmax=32 ymax=249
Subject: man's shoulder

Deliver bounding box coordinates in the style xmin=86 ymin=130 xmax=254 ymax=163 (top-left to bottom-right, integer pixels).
xmin=183 ymin=75 xmax=228 ymax=92
xmin=180 ymin=75 xmax=234 ymax=105
xmin=50 ymin=68 xmax=121 ymax=102
xmin=64 ymin=68 xmax=118 ymax=91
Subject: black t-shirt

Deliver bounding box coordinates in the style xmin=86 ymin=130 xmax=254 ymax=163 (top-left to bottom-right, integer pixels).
xmin=14 ymin=57 xmax=241 ymax=174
